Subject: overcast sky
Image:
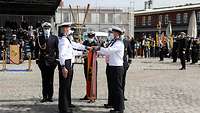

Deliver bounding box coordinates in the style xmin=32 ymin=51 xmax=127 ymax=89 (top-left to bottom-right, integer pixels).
xmin=64 ymin=0 xmax=200 ymax=10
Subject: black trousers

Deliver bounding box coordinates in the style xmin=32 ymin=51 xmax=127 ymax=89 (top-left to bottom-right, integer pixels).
xmin=122 ymin=66 xmax=128 ymax=98
xmin=110 ymin=66 xmax=124 ymax=111
xmin=180 ymin=52 xmax=186 ymax=68
xmin=159 ymin=48 xmax=164 ymax=61
xmin=106 ymin=64 xmax=113 ymax=105
xmin=172 ymin=48 xmax=178 ymax=62
xmin=191 ymin=49 xmax=198 ymax=63
xmin=38 ymin=62 xmax=56 ymax=99
xmin=84 ymin=59 xmax=88 ymax=80
xmin=58 ymin=60 xmax=73 ymax=113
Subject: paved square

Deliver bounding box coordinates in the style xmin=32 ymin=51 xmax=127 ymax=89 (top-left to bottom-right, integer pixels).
xmin=0 ymin=58 xmax=200 ymax=113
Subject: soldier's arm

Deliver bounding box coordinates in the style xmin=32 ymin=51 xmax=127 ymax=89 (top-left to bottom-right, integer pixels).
xmin=55 ymin=36 xmax=59 ymax=59
xmin=127 ymin=40 xmax=133 ymax=63
xmin=99 ymin=41 xmax=123 ymax=56
xmin=35 ymin=37 xmax=39 ymax=60
xmin=71 ymin=41 xmax=88 ymax=50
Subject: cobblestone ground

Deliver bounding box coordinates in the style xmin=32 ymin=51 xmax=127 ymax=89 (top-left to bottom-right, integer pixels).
xmin=0 ymin=58 xmax=200 ymax=113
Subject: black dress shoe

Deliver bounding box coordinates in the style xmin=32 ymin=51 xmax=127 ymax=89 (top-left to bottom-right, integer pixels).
xmin=110 ymin=110 xmax=124 ymax=113
xmin=59 ymin=109 xmax=73 ymax=113
xmin=47 ymin=98 xmax=53 ymax=102
xmin=104 ymin=104 xmax=113 ymax=108
xmin=69 ymin=104 xmax=76 ymax=108
xmin=124 ymin=98 xmax=128 ymax=101
xmin=80 ymin=95 xmax=89 ymax=100
xmin=40 ymin=98 xmax=48 ymax=103
xmin=179 ymin=67 xmax=186 ymax=70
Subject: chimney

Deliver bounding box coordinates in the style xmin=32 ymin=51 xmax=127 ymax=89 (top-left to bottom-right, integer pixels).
xmin=144 ymin=1 xmax=148 ymax=10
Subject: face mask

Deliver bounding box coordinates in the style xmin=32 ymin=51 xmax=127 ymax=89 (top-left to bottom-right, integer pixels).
xmin=43 ymin=28 xmax=51 ymax=37
xmin=88 ymin=38 xmax=94 ymax=42
xmin=108 ymin=35 xmax=114 ymax=41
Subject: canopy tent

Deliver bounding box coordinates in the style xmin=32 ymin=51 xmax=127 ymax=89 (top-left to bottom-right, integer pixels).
xmin=0 ymin=0 xmax=61 ymax=15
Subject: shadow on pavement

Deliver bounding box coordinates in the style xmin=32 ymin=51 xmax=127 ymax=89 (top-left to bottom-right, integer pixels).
xmin=0 ymin=103 xmax=108 ymax=113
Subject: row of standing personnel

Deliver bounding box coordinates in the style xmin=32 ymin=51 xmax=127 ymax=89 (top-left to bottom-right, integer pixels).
xmin=171 ymin=32 xmax=200 ymax=70
xmin=160 ymin=32 xmax=200 ymax=70
xmin=35 ymin=22 xmax=133 ymax=113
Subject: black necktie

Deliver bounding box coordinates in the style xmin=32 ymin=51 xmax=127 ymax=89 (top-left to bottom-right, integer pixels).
xmin=110 ymin=39 xmax=117 ymax=47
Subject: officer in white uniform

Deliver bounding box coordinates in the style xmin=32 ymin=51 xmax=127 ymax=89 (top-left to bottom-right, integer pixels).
xmin=94 ymin=26 xmax=125 ymax=113
xmin=58 ymin=22 xmax=89 ymax=113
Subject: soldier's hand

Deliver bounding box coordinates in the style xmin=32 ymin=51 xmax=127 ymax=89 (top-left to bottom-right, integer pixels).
xmin=62 ymin=67 xmax=68 ymax=78
xmin=92 ymin=46 xmax=101 ymax=51
xmin=36 ymin=59 xmax=39 ymax=64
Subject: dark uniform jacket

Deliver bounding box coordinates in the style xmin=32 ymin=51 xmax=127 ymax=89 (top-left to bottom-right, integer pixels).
xmin=123 ymin=38 xmax=133 ymax=70
xmin=35 ymin=35 xmax=59 ymax=66
xmin=178 ymin=38 xmax=187 ymax=52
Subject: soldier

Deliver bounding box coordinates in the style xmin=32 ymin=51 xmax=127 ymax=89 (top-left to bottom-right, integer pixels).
xmin=58 ymin=22 xmax=90 ymax=113
xmin=172 ymin=36 xmax=178 ymax=62
xmin=35 ymin=22 xmax=59 ymax=102
xmin=80 ymin=31 xmax=98 ymax=100
xmin=191 ymin=39 xmax=199 ymax=64
xmin=185 ymin=37 xmax=192 ymax=62
xmin=104 ymin=28 xmax=115 ymax=108
xmin=159 ymin=35 xmax=168 ymax=61
xmin=94 ymin=26 xmax=125 ymax=113
xmin=178 ymin=32 xmax=187 ymax=70
xmin=122 ymin=35 xmax=133 ymax=101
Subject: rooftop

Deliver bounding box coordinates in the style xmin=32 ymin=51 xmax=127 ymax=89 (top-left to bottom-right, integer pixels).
xmin=135 ymin=3 xmax=200 ymax=15
xmin=0 ymin=0 xmax=61 ymax=15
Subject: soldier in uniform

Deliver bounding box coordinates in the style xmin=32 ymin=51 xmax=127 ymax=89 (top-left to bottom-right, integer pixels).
xmin=159 ymin=35 xmax=168 ymax=61
xmin=94 ymin=26 xmax=125 ymax=113
xmin=178 ymin=32 xmax=187 ymax=70
xmin=172 ymin=36 xmax=178 ymax=62
xmin=122 ymin=34 xmax=133 ymax=101
xmin=35 ymin=22 xmax=59 ymax=102
xmin=185 ymin=37 xmax=192 ymax=62
xmin=191 ymin=39 xmax=199 ymax=64
xmin=58 ymin=22 xmax=90 ymax=113
xmin=80 ymin=31 xmax=98 ymax=100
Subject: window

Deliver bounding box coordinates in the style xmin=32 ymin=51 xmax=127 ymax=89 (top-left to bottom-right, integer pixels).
xmin=108 ymin=13 xmax=113 ymax=24
xmin=142 ymin=16 xmax=146 ymax=26
xmin=159 ymin=15 xmax=163 ymax=23
xmin=86 ymin=13 xmax=91 ymax=23
xmin=183 ymin=13 xmax=188 ymax=24
xmin=176 ymin=13 xmax=181 ymax=24
xmin=63 ymin=13 xmax=69 ymax=22
xmin=91 ymin=13 xmax=99 ymax=24
xmin=100 ymin=13 xmax=105 ymax=24
xmin=134 ymin=17 xmax=136 ymax=26
xmin=114 ymin=14 xmax=121 ymax=24
xmin=147 ymin=16 xmax=151 ymax=26
xmin=197 ymin=12 xmax=200 ymax=23
xmin=79 ymin=13 xmax=85 ymax=23
xmin=165 ymin=14 xmax=169 ymax=24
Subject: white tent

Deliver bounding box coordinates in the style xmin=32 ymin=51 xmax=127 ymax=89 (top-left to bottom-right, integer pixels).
xmin=188 ymin=11 xmax=197 ymax=38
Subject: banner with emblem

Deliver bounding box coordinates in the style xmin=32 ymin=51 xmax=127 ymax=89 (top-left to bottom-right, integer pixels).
xmin=86 ymin=49 xmax=97 ymax=102
xmin=10 ymin=45 xmax=20 ymax=64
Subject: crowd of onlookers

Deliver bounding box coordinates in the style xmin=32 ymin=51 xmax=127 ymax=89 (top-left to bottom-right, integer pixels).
xmin=0 ymin=21 xmax=41 ymax=60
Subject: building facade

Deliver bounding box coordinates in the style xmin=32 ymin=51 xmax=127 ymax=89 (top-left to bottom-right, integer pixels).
xmin=134 ymin=3 xmax=200 ymax=39
xmin=55 ymin=7 xmax=130 ymax=33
